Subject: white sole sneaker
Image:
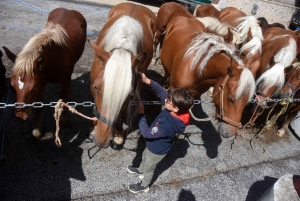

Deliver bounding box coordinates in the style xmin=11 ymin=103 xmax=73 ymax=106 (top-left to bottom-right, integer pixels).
xmin=128 ymin=186 xmax=149 ymax=193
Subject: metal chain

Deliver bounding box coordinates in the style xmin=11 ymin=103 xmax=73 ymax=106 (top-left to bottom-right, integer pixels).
xmin=0 ymin=98 xmax=299 ymax=109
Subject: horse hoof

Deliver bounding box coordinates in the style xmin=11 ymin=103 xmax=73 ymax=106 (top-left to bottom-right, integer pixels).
xmin=110 ymin=142 xmax=123 ymax=150
xmin=277 ymin=131 xmax=284 ymax=137
xmin=30 ymin=134 xmax=41 ymax=141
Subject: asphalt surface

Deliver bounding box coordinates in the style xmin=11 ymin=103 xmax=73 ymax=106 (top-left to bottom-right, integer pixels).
xmin=0 ymin=0 xmax=300 ymax=201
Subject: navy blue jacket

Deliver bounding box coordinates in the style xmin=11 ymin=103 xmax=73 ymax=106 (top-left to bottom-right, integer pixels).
xmin=137 ymin=80 xmax=186 ymax=154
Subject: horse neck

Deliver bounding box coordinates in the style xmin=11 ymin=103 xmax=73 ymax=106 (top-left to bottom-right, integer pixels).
xmin=202 ymin=53 xmax=231 ymax=79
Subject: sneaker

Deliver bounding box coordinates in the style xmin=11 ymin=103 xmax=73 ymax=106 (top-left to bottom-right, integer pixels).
xmin=128 ymin=182 xmax=149 ymax=193
xmin=127 ymin=165 xmax=144 ymax=179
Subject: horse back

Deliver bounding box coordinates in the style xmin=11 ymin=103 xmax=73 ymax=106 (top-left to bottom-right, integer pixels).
xmin=157 ymin=2 xmax=193 ymax=28
xmin=161 ymin=17 xmax=205 ymax=92
xmin=193 ymin=4 xmax=220 ymax=18
xmin=264 ymin=27 xmax=299 ymax=56
xmin=108 ymin=2 xmax=156 ymax=36
xmin=103 ymin=2 xmax=156 ymax=71
xmin=47 ymin=8 xmax=87 ymax=64
xmin=219 ymin=7 xmax=246 ymax=27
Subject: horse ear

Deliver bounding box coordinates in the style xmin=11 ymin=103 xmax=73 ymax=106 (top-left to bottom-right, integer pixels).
xmin=87 ymin=39 xmax=110 ymax=62
xmin=132 ymin=51 xmax=147 ymax=71
xmin=2 ymin=46 xmax=17 ymax=63
xmin=33 ymin=55 xmax=44 ymax=72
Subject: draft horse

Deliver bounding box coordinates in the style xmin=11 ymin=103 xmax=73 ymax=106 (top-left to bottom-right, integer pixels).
xmin=88 ymin=2 xmax=156 ymax=149
xmin=153 ymin=2 xmax=194 ymax=61
xmin=160 ymin=16 xmax=255 ymax=137
xmin=5 ymin=8 xmax=86 ymax=140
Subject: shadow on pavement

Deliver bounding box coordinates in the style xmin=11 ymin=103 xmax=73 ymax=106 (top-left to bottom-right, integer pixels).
xmin=190 ymin=103 xmax=222 ymax=159
xmin=245 ymin=176 xmax=278 ymax=201
xmin=177 ymin=189 xmax=196 ymax=201
xmin=0 ymin=72 xmax=93 ymax=200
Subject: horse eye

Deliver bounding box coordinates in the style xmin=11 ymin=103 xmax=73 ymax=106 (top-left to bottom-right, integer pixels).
xmin=228 ymin=95 xmax=234 ymax=103
xmin=93 ymin=84 xmax=97 ymax=90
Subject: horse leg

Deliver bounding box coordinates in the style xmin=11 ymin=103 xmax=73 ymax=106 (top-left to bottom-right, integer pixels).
xmin=277 ymin=105 xmax=300 ymax=137
xmin=111 ymin=121 xmax=124 ymax=150
xmin=153 ymin=29 xmax=165 ymax=65
xmin=32 ymin=93 xmax=44 ymax=140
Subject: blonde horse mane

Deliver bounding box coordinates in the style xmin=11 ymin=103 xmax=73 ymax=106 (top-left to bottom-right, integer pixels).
xmin=100 ymin=16 xmax=143 ymax=121
xmin=184 ymin=32 xmax=254 ymax=101
xmin=256 ymin=36 xmax=296 ymax=95
xmin=184 ymin=32 xmax=241 ymax=75
xmin=196 ymin=17 xmax=241 ymax=45
xmin=13 ymin=22 xmax=68 ymax=77
xmin=196 ymin=17 xmax=229 ymax=36
xmin=236 ymin=16 xmax=263 ymax=58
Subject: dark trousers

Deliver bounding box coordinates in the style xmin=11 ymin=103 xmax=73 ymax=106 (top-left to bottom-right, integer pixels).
xmin=138 ymin=147 xmax=166 ymax=187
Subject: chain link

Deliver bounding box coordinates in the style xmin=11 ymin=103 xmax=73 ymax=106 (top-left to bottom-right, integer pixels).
xmin=0 ymin=98 xmax=299 ymax=109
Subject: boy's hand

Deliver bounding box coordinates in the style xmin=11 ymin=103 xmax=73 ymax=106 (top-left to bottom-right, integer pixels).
xmin=136 ymin=101 xmax=144 ymax=114
xmin=138 ymin=72 xmax=151 ymax=85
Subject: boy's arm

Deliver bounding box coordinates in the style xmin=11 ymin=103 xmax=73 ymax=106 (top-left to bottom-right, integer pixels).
xmin=137 ymin=114 xmax=168 ymax=139
xmin=149 ymin=80 xmax=168 ymax=101
xmin=139 ymin=72 xmax=167 ymax=101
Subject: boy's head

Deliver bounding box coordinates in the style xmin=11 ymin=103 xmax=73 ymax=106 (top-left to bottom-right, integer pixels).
xmin=166 ymin=88 xmax=194 ymax=112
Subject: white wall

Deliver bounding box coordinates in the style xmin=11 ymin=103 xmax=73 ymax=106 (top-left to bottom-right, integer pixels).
xmin=227 ymin=0 xmax=297 ymax=27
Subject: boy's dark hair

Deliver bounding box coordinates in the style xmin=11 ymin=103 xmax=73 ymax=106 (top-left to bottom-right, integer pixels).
xmin=167 ymin=88 xmax=194 ymax=112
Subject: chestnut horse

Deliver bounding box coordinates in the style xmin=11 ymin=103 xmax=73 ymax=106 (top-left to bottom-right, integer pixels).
xmin=153 ymin=2 xmax=193 ymax=61
xmin=5 ymin=8 xmax=86 ymax=140
xmin=88 ymin=2 xmax=156 ymax=148
xmin=254 ymin=27 xmax=297 ymax=109
xmin=277 ymin=63 xmax=300 ymax=137
xmin=160 ymin=16 xmax=255 ymax=137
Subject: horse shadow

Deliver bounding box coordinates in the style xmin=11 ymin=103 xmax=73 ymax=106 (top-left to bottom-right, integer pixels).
xmin=245 ymin=176 xmax=278 ymax=201
xmin=177 ymin=189 xmax=196 ymax=201
xmin=0 ymin=72 xmax=93 ymax=200
xmin=190 ymin=103 xmax=222 ymax=159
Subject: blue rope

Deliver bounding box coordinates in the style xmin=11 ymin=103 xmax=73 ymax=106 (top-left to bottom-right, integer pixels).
xmin=0 ymin=85 xmax=10 ymax=160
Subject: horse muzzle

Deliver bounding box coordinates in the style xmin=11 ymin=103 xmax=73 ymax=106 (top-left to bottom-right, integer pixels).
xmin=218 ymin=122 xmax=238 ymax=138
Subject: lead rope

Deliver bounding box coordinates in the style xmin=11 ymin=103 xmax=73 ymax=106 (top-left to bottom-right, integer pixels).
xmin=189 ymin=106 xmax=212 ymax=121
xmin=54 ymin=99 xmax=97 ymax=147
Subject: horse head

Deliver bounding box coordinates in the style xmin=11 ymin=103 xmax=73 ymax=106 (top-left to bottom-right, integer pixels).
xmin=212 ymin=56 xmax=255 ymax=137
xmin=11 ymin=54 xmax=47 ymax=121
xmin=281 ymin=63 xmax=300 ymax=99
xmin=89 ymin=39 xmax=147 ymax=148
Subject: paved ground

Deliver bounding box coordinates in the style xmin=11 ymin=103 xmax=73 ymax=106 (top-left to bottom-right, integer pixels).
xmin=0 ymin=0 xmax=300 ymax=201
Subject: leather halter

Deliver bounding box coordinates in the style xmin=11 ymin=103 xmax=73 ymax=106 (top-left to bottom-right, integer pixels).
xmin=213 ymin=58 xmax=242 ymax=128
xmin=284 ymin=81 xmax=300 ymax=99
xmin=93 ymin=47 xmax=137 ymax=127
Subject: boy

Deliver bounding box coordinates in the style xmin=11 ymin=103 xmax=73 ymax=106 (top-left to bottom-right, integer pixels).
xmin=127 ymin=72 xmax=194 ymax=193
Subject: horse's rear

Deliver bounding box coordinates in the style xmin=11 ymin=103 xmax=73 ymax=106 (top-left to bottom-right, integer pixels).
xmin=193 ymin=4 xmax=220 ymax=18
xmin=9 ymin=8 xmax=86 ymax=139
xmin=89 ymin=2 xmax=156 ymax=148
xmin=154 ymin=2 xmax=193 ymax=61
xmin=161 ymin=16 xmax=255 ymax=137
